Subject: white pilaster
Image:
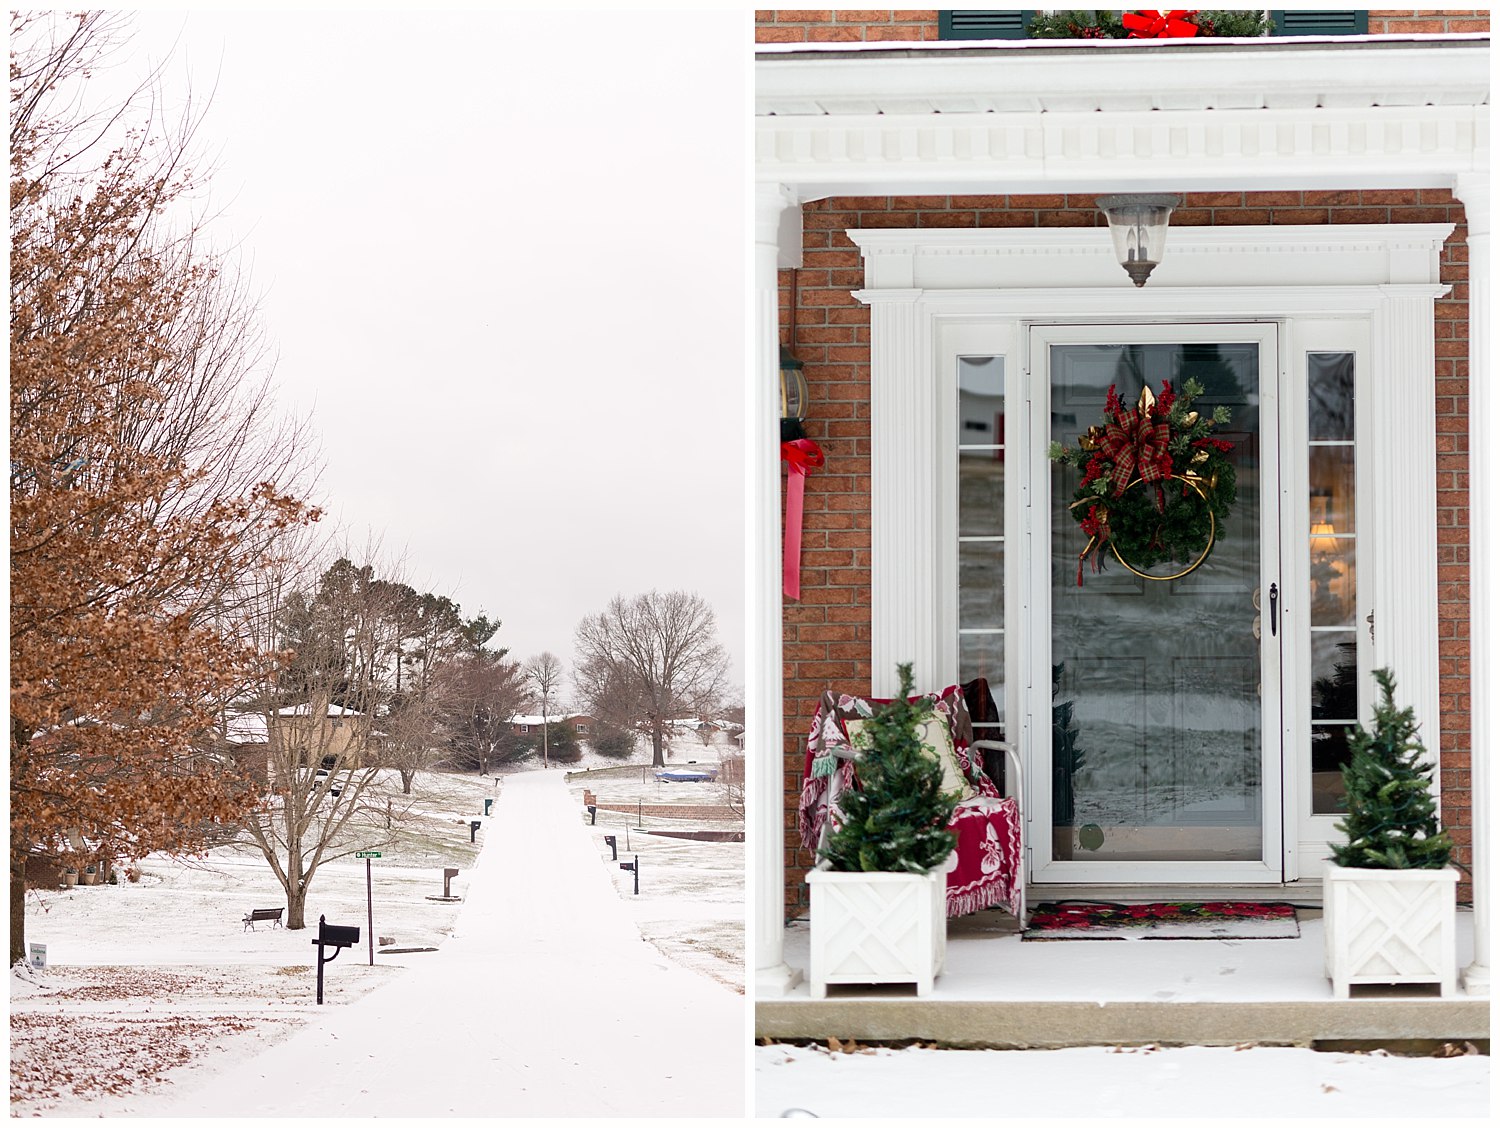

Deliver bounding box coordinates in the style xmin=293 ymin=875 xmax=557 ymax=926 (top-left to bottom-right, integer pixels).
xmin=753 ymin=182 xmax=802 ymax=997
xmin=1370 ymin=289 xmax=1442 ymax=743
xmin=861 ymin=287 xmax=942 ymax=696
xmin=1454 ymin=172 xmax=1490 ymax=997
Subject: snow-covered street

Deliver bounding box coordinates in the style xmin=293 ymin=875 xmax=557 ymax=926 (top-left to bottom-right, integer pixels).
xmin=36 ymin=769 xmax=743 ymax=1117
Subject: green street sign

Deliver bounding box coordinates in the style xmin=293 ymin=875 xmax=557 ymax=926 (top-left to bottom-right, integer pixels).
xmin=355 ymin=851 xmax=381 ymax=859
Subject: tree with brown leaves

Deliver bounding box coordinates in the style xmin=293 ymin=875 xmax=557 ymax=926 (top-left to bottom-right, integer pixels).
xmin=9 ymin=12 xmax=319 ymax=962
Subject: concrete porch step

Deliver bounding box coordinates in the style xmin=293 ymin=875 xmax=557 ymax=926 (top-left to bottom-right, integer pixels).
xmin=755 ymin=996 xmax=1490 ymax=1049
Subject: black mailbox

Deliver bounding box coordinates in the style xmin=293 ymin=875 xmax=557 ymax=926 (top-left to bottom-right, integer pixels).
xmin=319 ymin=920 xmax=360 ymax=948
xmin=603 ymin=834 xmax=618 ymax=861
xmin=311 ymin=914 xmax=361 ymax=1005
xmin=469 ymin=819 xmax=481 ymax=843
xmin=587 ymin=804 xmax=598 ymax=826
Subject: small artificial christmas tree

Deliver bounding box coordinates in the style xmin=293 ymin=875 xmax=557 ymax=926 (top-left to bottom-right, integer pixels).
xmin=1330 ymin=667 xmax=1453 ymax=870
xmin=818 ymin=663 xmax=960 ymax=874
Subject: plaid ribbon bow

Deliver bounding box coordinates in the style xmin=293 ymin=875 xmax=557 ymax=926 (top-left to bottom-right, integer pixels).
xmin=1098 ymin=405 xmax=1172 ymax=498
xmin=1122 ymin=10 xmax=1199 ymax=38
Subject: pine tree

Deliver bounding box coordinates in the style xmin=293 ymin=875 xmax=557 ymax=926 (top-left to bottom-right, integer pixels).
xmin=818 ymin=664 xmax=960 ymax=874
xmin=1330 ymin=668 xmax=1453 ymax=870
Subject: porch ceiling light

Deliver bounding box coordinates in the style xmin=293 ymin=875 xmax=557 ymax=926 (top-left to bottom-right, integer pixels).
xmin=1096 ymin=194 xmax=1181 ymax=287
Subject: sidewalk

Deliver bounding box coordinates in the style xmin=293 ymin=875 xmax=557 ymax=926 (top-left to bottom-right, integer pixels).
xmin=131 ymin=769 xmax=744 ymax=1117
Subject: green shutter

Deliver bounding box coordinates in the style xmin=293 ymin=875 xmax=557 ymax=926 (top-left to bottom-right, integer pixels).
xmin=1271 ymin=11 xmax=1369 ymax=36
xmin=939 ymin=11 xmax=1035 ymax=40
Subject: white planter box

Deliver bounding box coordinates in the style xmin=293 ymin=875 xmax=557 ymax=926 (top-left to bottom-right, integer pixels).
xmin=806 ymin=865 xmax=948 ymax=999
xmin=1323 ymin=862 xmax=1458 ymax=998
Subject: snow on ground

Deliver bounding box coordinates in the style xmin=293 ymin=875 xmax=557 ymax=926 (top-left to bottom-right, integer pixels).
xmin=756 ymin=1041 xmax=1490 ymax=1119
xmin=11 ymin=764 xmax=743 ymax=1116
xmin=565 ymin=754 xmax=745 ymax=994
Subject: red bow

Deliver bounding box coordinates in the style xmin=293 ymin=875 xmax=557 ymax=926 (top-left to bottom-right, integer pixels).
xmin=1098 ymin=406 xmax=1172 ymax=499
xmin=781 ymin=439 xmax=824 ymax=601
xmin=1122 ymin=10 xmax=1199 ymax=38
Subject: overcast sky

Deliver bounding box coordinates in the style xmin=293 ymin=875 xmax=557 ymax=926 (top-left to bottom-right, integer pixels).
xmin=106 ymin=9 xmax=749 ymax=697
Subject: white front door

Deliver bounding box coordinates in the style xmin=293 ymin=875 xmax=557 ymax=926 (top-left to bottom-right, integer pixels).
xmin=1024 ymin=324 xmax=1283 ymax=884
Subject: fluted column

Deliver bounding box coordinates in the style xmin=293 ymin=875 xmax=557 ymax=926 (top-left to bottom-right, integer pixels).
xmin=1454 ymin=172 xmax=1490 ymax=996
xmin=861 ymin=288 xmax=941 ymax=696
xmin=754 ymin=182 xmax=802 ymax=996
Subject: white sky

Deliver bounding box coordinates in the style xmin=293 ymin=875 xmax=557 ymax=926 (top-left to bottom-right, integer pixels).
xmin=104 ymin=8 xmax=749 ymax=696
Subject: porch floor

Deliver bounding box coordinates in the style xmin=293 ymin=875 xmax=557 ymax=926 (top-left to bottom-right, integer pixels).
xmin=757 ymin=906 xmax=1488 ymax=1048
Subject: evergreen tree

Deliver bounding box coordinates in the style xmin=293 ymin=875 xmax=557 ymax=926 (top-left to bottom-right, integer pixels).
xmin=1330 ymin=668 xmax=1453 ymax=870
xmin=818 ymin=664 xmax=960 ymax=874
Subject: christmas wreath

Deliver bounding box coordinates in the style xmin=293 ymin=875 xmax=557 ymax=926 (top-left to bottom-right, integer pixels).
xmin=1048 ymin=378 xmax=1236 ymax=583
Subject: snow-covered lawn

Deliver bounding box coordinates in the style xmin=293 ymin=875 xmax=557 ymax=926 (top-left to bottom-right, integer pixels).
xmin=756 ymin=1040 xmax=1490 ymax=1119
xmin=11 ymin=763 xmax=743 ymax=1115
xmin=565 ymin=759 xmax=744 ymax=993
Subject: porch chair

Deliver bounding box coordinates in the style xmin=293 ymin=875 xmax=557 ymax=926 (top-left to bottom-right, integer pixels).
xmin=798 ymin=682 xmax=1026 ymax=925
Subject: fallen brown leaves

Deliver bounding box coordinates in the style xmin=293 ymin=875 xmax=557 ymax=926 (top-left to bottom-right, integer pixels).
xmin=8 ymin=966 xmax=311 ymax=1113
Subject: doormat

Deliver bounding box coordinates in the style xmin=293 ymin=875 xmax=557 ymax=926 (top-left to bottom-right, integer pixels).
xmin=1022 ymin=901 xmax=1300 ymax=941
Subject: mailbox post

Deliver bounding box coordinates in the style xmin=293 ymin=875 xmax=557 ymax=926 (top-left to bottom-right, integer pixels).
xmin=619 ymin=855 xmax=639 ymax=895
xmin=587 ymin=804 xmax=597 ymax=826
xmin=469 ymin=819 xmax=482 ymax=843
xmin=603 ymin=834 xmax=618 ymax=861
xmin=311 ymin=914 xmax=360 ymax=1004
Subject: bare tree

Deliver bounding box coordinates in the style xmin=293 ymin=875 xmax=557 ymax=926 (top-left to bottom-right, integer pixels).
xmin=573 ymin=591 xmax=729 ymax=768
xmin=522 ymin=652 xmax=566 ymax=769
xmin=233 ymin=549 xmax=417 ymax=930
xmin=436 ymin=651 xmax=527 ymax=775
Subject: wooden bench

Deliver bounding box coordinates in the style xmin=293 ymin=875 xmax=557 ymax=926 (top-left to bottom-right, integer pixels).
xmin=243 ymin=907 xmax=284 ymax=931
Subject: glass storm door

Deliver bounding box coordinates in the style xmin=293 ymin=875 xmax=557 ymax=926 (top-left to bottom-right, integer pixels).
xmin=1029 ymin=325 xmax=1282 ymax=883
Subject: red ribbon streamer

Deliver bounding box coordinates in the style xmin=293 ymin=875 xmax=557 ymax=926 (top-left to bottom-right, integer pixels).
xmin=781 ymin=438 xmax=824 ymax=601
xmin=1122 ymin=10 xmax=1199 ymax=38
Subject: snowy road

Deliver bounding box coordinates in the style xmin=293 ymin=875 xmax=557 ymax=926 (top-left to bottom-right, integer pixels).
xmin=131 ymin=769 xmax=745 ymax=1117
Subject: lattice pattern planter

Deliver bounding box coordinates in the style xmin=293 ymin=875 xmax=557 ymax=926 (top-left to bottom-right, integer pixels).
xmin=1323 ymin=863 xmax=1458 ymax=998
xmin=806 ymin=867 xmax=947 ymax=998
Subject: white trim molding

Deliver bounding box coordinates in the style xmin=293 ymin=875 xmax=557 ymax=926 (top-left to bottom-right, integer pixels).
xmin=758 ymin=41 xmax=1488 ymax=199
xmin=853 ymin=223 xmax=1451 ymax=888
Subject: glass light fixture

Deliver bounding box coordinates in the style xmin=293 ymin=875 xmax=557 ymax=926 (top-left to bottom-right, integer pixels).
xmin=780 ymin=346 xmax=807 ymax=423
xmin=1096 ymin=194 xmax=1182 ymax=287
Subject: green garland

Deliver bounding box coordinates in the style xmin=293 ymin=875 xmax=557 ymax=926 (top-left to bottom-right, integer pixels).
xmin=1048 ymin=378 xmax=1237 ymax=581
xmin=1027 ymin=10 xmax=1275 ymax=39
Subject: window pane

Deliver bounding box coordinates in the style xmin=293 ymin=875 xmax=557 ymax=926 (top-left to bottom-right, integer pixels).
xmin=1311 ymin=723 xmax=1355 ymax=814
xmin=1311 ymin=632 xmax=1359 ymax=720
xmin=1308 ymin=352 xmax=1354 ymax=441
xmin=1309 ymin=539 xmax=1356 ymax=626
xmin=959 ymin=631 xmax=1005 ymax=716
xmin=958 ymin=355 xmax=1004 ymax=434
xmin=959 ymin=540 xmax=1004 ymax=629
xmin=1309 ymin=448 xmax=1355 ymax=533
xmin=959 ymin=457 xmax=1005 ymax=536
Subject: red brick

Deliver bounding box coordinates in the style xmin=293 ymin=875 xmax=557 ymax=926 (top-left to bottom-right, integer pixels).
xmin=1303 ymin=190 xmax=1363 ymax=206
xmin=755 ymin=26 xmax=807 ymax=43
xmin=807 ymin=25 xmax=866 ymax=41
xmin=1269 ymin=209 xmax=1331 ymax=224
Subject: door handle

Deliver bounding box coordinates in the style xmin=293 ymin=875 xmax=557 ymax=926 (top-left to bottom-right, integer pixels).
xmin=1269 ymin=583 xmax=1278 ymax=637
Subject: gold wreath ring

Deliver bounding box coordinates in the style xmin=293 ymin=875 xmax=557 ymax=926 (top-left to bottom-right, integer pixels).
xmin=1109 ymin=473 xmax=1217 ymax=582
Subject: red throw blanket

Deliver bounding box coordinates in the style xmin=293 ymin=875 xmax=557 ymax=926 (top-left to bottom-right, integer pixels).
xmin=798 ymin=686 xmax=1022 ymax=920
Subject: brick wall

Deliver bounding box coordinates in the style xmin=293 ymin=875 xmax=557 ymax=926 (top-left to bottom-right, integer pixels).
xmin=779 ymin=190 xmax=1472 ymax=917
xmin=754 ymin=10 xmax=1489 ymax=43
